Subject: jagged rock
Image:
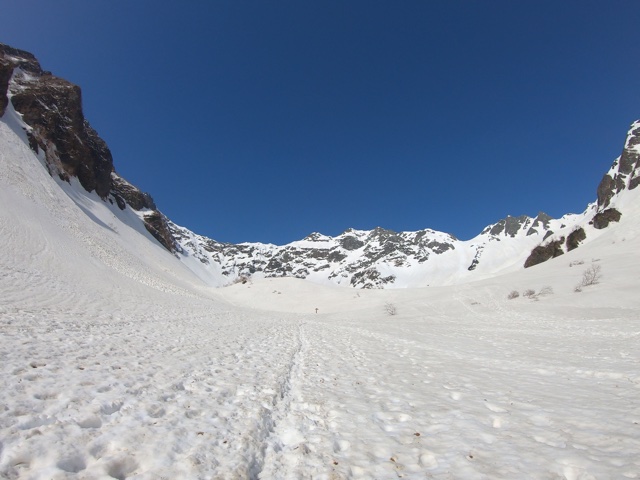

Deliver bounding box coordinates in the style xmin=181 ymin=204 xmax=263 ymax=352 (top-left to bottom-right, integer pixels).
xmin=0 ymin=45 xmax=41 ymax=116
xmin=350 ymin=268 xmax=395 ymax=289
xmin=524 ymin=237 xmax=565 ymax=268
xmin=340 ymin=235 xmax=364 ymax=251
xmin=0 ymin=59 xmax=12 ymax=116
xmin=111 ymin=173 xmax=157 ymax=211
xmin=597 ymin=120 xmax=640 ymax=208
xmin=488 ymin=215 xmax=530 ymax=237
xmin=167 ymin=207 xmax=564 ymax=288
xmin=591 ymin=208 xmax=622 ymax=230
xmin=566 ymin=227 xmax=586 ymax=251
xmin=1 ymin=44 xmax=114 ymax=198
xmin=425 ymin=239 xmax=454 ymax=254
xmin=526 ymin=212 xmax=553 ymax=236
xmin=597 ymin=172 xmax=624 ymax=210
xmin=304 ymin=232 xmax=330 ymax=242
xmin=143 ymin=212 xmax=177 ymax=253
xmin=1 ymin=43 xmax=177 ymax=253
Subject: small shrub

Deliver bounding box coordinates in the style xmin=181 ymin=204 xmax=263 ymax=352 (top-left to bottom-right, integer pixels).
xmin=523 ymin=289 xmax=536 ymax=298
xmin=384 ymin=302 xmax=397 ymax=316
xmin=569 ymin=260 xmax=584 ymax=267
xmin=574 ymin=264 xmax=602 ymax=292
xmin=538 ymin=286 xmax=554 ymax=296
xmin=507 ymin=290 xmax=520 ymax=299
xmin=581 ymin=264 xmax=602 ymax=286
xmin=233 ymin=274 xmax=251 ymax=285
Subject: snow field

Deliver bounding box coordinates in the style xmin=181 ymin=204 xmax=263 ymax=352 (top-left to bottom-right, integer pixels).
xmin=2 ymin=113 xmax=640 ymax=478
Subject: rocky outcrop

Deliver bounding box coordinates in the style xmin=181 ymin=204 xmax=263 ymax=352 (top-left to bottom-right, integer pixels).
xmin=566 ymin=227 xmax=586 ymax=251
xmin=0 ymin=44 xmax=41 ymax=117
xmin=591 ymin=208 xmax=622 ymax=230
xmin=597 ymin=120 xmax=640 ymax=209
xmin=142 ymin=211 xmax=177 ymax=253
xmin=1 ymin=44 xmax=114 ymax=198
xmin=526 ymin=212 xmax=554 ymax=238
xmin=480 ymin=212 xmax=554 ymax=240
xmin=524 ymin=238 xmax=565 ymax=268
xmin=486 ymin=215 xmax=530 ymax=237
xmin=111 ymin=173 xmax=157 ymax=211
xmin=169 ymin=222 xmax=465 ymax=288
xmin=1 ymin=43 xmax=176 ymax=253
xmin=522 ymin=121 xmax=640 ymax=268
xmin=169 ymin=211 xmax=563 ymax=288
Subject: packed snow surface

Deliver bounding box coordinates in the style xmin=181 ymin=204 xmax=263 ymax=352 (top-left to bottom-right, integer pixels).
xmin=1 ymin=115 xmax=640 ymax=479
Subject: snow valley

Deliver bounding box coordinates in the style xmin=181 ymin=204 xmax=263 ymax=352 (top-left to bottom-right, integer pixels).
xmin=1 ymin=43 xmax=640 ymax=479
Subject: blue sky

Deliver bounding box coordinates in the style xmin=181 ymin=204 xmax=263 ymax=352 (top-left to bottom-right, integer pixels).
xmin=3 ymin=1 xmax=640 ymax=245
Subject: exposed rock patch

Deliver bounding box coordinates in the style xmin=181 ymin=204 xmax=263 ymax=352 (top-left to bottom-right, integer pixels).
xmin=597 ymin=121 xmax=640 ymax=208
xmin=6 ymin=54 xmax=114 ymax=198
xmin=566 ymin=228 xmax=586 ymax=251
xmin=524 ymin=238 xmax=565 ymax=268
xmin=591 ymin=208 xmax=622 ymax=230
xmin=1 ymin=43 xmax=176 ymax=253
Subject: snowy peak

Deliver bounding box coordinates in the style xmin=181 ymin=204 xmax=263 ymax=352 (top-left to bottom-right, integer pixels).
xmin=171 ymin=215 xmax=558 ymax=289
xmin=480 ymin=212 xmax=554 ymax=240
xmin=1 ymin=44 xmax=113 ymax=199
xmin=0 ymin=42 xmax=177 ymax=253
xmin=597 ymin=119 xmax=640 ymax=210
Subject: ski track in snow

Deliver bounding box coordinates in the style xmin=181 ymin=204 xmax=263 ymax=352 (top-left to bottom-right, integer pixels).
xmin=2 ymin=116 xmax=640 ymax=478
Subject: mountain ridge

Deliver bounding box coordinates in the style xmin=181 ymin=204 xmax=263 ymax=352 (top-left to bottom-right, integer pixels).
xmin=1 ymin=42 xmax=637 ymax=288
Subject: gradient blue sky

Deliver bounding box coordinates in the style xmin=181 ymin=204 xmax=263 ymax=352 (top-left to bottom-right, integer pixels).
xmin=3 ymin=1 xmax=640 ymax=244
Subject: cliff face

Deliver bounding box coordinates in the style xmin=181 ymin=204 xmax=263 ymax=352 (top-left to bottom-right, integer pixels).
xmin=523 ymin=120 xmax=640 ymax=269
xmin=597 ymin=120 xmax=640 ymax=210
xmin=0 ymin=44 xmax=113 ymax=198
xmin=0 ymin=43 xmax=177 ymax=253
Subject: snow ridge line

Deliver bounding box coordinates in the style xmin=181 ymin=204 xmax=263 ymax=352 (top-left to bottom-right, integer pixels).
xmin=247 ymin=322 xmax=306 ymax=479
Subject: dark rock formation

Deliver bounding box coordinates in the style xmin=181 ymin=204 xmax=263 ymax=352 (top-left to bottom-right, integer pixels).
xmin=566 ymin=227 xmax=586 ymax=251
xmin=1 ymin=43 xmax=176 ymax=253
xmin=526 ymin=212 xmax=553 ymax=236
xmin=0 ymin=44 xmax=41 ymax=116
xmin=481 ymin=213 xmax=554 ymax=239
xmin=524 ymin=237 xmax=565 ymax=268
xmin=597 ymin=121 xmax=640 ymax=209
xmin=111 ymin=173 xmax=157 ymax=211
xmin=340 ymin=235 xmax=364 ymax=251
xmin=1 ymin=44 xmax=114 ymax=198
xmin=591 ymin=208 xmax=622 ymax=230
xmin=143 ymin=212 xmax=177 ymax=253
xmin=489 ymin=215 xmax=529 ymax=237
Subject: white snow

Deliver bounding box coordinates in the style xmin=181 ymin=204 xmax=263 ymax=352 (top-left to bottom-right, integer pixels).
xmin=1 ymin=112 xmax=639 ymax=479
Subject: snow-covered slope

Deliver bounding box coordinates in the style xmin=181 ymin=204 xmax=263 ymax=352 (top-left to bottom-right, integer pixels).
xmin=2 ymin=103 xmax=640 ymax=478
xmin=168 ymin=121 xmax=640 ymax=289
xmin=169 ymin=203 xmax=589 ymax=289
xmin=168 ymin=214 xmax=568 ymax=288
xmin=2 ymin=42 xmax=639 ymax=290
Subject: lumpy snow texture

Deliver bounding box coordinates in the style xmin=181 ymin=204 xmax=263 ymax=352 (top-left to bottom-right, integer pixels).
xmin=1 ymin=114 xmax=640 ymax=479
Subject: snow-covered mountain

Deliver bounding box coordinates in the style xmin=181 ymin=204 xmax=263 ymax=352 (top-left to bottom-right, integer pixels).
xmin=3 ymin=43 xmax=640 ymax=479
xmin=168 ymin=213 xmax=567 ymax=288
xmin=168 ymin=118 xmax=640 ymax=288
xmin=1 ymin=42 xmax=638 ymax=289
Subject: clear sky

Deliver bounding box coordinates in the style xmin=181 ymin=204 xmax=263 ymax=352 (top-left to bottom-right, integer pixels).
xmin=3 ymin=1 xmax=640 ymax=245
